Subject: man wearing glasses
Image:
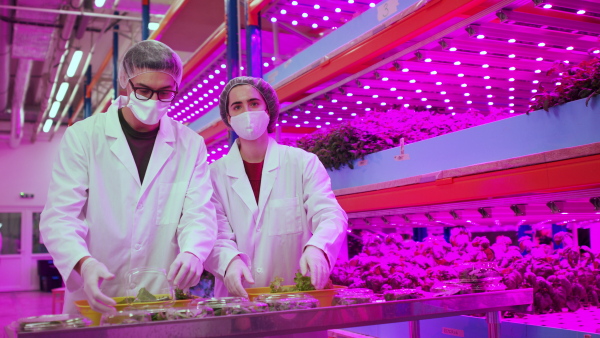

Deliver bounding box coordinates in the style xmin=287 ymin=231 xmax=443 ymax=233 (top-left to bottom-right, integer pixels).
xmin=40 ymin=40 xmax=217 ymax=315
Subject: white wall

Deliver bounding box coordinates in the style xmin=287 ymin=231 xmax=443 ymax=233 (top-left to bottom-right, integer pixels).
xmin=0 ymin=126 xmax=66 ymax=208
xmin=0 ymin=124 xmax=65 ymax=291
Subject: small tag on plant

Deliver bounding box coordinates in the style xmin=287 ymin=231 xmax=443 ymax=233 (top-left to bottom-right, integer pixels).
xmin=394 ymin=137 xmax=410 ymax=161
xmin=357 ymin=160 xmax=368 ymax=166
xmin=394 ymin=154 xmax=410 ymax=161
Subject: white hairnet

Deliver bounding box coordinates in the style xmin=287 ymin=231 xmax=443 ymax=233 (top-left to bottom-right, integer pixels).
xmin=118 ymin=40 xmax=182 ymax=89
xmin=219 ymin=76 xmax=279 ymax=133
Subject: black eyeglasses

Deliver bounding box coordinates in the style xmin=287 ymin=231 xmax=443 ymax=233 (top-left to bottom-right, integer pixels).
xmin=129 ymin=80 xmax=178 ymax=102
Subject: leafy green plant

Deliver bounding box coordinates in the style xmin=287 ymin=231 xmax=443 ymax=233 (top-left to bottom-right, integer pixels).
xmin=530 ymin=54 xmax=600 ymax=112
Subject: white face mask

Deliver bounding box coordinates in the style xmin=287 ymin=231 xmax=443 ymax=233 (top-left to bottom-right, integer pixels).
xmin=126 ymin=92 xmax=171 ymax=125
xmin=230 ymin=111 xmax=270 ymax=140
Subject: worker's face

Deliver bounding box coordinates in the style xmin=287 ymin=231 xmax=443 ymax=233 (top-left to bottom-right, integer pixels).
xmin=227 ymin=85 xmax=268 ymax=124
xmin=127 ymin=72 xmax=177 ymax=101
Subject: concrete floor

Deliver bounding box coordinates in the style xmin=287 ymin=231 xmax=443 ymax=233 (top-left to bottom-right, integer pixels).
xmin=0 ymin=291 xmax=54 ymax=334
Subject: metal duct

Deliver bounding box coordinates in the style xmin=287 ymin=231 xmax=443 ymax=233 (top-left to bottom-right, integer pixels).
xmin=0 ymin=0 xmax=11 ymax=114
xmin=75 ymin=0 xmax=92 ymax=39
xmin=10 ymin=59 xmax=33 ymax=148
xmin=32 ymin=0 xmax=79 ymax=142
xmin=12 ymin=0 xmax=63 ymax=59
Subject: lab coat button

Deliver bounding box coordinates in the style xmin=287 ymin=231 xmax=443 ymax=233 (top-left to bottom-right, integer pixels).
xmin=134 ymin=244 xmax=141 ymax=250
xmin=256 ymin=268 xmax=263 ymax=273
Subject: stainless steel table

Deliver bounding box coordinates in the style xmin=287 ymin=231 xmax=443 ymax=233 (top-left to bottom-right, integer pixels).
xmin=7 ymin=289 xmax=532 ymax=338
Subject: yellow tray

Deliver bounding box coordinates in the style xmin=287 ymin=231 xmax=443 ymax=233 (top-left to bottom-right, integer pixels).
xmin=74 ymin=295 xmax=196 ymax=326
xmin=245 ymin=285 xmax=347 ymax=308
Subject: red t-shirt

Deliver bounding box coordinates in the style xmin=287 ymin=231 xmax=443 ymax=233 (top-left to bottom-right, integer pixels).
xmin=243 ymin=160 xmax=264 ymax=203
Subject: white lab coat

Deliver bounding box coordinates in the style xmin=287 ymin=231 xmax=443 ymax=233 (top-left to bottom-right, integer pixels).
xmin=204 ymin=137 xmax=347 ymax=296
xmin=40 ymin=96 xmax=217 ymax=314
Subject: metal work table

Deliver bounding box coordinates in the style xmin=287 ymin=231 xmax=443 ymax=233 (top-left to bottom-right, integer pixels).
xmin=7 ymin=289 xmax=532 ymax=338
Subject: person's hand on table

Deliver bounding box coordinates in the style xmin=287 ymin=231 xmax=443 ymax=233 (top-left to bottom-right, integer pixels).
xmin=224 ymin=256 xmax=255 ymax=298
xmin=80 ymin=257 xmax=117 ymax=313
xmin=168 ymin=252 xmax=203 ymax=289
xmin=300 ymin=246 xmax=329 ymax=290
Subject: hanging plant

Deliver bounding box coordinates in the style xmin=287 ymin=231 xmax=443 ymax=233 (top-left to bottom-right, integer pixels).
xmin=530 ymin=53 xmax=600 ymax=112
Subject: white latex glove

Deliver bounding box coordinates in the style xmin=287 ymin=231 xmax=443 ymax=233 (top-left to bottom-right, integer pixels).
xmin=167 ymin=252 xmax=203 ymax=289
xmin=299 ymin=246 xmax=329 ymax=290
xmin=80 ymin=257 xmax=117 ymax=313
xmin=224 ymin=256 xmax=255 ymax=298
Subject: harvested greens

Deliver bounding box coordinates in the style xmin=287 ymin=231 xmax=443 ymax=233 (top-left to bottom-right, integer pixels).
xmin=166 ymin=306 xmax=213 ymax=320
xmin=383 ymin=289 xmax=426 ymax=301
xmin=331 ymin=289 xmax=374 ymax=306
xmin=223 ymin=301 xmax=269 ymax=315
xmin=175 ymin=288 xmax=193 ymax=300
xmin=274 ymin=297 xmax=319 ymax=311
xmin=136 ymin=288 xmax=158 ymax=302
xmin=196 ymin=297 xmax=247 ymax=316
xmin=256 ymin=293 xmax=314 ymax=311
xmin=269 ymin=272 xmax=333 ymax=293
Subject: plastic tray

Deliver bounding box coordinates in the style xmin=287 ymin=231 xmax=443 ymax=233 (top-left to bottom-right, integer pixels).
xmin=245 ymin=285 xmax=347 ymax=307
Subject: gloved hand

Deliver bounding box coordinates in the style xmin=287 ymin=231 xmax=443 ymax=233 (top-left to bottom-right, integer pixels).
xmin=81 ymin=257 xmax=117 ymax=313
xmin=167 ymin=252 xmax=203 ymax=289
xmin=224 ymin=256 xmax=255 ymax=298
xmin=299 ymin=246 xmax=330 ymax=290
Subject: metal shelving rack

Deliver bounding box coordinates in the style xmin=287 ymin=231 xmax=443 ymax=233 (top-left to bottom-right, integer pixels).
xmin=6 ymin=289 xmax=532 ymax=338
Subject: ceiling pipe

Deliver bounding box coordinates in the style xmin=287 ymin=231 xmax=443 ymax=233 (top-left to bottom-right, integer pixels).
xmin=32 ymin=1 xmax=80 ymax=142
xmin=10 ymin=59 xmax=33 ymax=148
xmin=0 ymin=4 xmax=152 ymax=21
xmin=51 ymin=1 xmax=124 ymax=138
xmin=0 ymin=0 xmax=12 ymax=115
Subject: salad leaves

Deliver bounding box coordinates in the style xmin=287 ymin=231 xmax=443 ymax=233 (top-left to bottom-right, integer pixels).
xmin=269 ymin=271 xmax=333 ymax=293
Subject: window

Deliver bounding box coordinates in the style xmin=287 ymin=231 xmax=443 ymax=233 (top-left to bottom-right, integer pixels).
xmin=32 ymin=212 xmax=48 ymax=254
xmin=0 ymin=213 xmax=21 ymax=255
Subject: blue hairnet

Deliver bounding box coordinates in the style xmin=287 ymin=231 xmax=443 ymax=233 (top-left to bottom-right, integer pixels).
xmin=118 ymin=40 xmax=182 ymax=89
xmin=219 ymin=76 xmax=280 ymax=133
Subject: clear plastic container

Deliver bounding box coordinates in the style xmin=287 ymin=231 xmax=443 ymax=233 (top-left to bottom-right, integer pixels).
xmin=195 ymin=297 xmax=248 ymax=316
xmin=100 ymin=310 xmax=152 ymax=326
xmin=331 ymin=289 xmax=374 ymax=306
xmin=471 ymin=279 xmax=508 ymax=293
xmin=222 ymin=301 xmax=269 ymax=315
xmin=124 ymin=268 xmax=174 ymax=306
xmin=255 ymin=293 xmax=313 ymax=311
xmin=167 ymin=305 xmax=214 ymax=320
xmin=336 ymin=288 xmax=374 ymax=295
xmin=372 ymin=294 xmax=386 ymax=303
xmin=383 ymin=289 xmax=426 ymax=301
xmin=273 ymin=297 xmax=319 ymax=311
xmin=455 ymin=262 xmax=501 ymax=283
xmin=144 ymin=308 xmax=169 ymax=322
xmin=18 ymin=315 xmax=90 ymax=332
xmin=430 ymin=281 xmax=472 ymax=297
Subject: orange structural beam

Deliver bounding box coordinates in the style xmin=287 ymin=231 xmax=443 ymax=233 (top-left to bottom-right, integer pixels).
xmin=336 ymin=154 xmax=600 ymax=213
xmin=181 ymin=25 xmax=227 ymax=85
xmin=248 ymin=0 xmax=270 ymax=25
xmin=199 ymin=120 xmax=228 ymax=144
xmin=86 ymin=48 xmax=112 ymax=98
xmin=149 ymin=0 xmax=189 ymax=41
xmin=275 ymin=0 xmax=489 ymax=102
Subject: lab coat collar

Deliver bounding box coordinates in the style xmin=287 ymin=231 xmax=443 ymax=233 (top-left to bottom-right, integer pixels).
xmin=224 ymin=136 xmax=280 ymax=223
xmin=224 ymin=136 xmax=280 ymax=177
xmin=104 ymin=96 xmax=175 ymax=190
xmin=256 ymin=137 xmax=280 ymax=226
